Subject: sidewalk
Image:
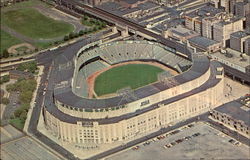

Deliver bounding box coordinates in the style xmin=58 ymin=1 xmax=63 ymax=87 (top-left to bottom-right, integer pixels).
xmin=0 ymin=80 xmax=15 ymax=120
xmin=23 ymin=65 xmax=44 ymax=133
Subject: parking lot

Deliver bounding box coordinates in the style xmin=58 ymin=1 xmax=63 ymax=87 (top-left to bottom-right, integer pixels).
xmin=1 ymin=136 xmax=62 ymax=160
xmin=106 ymin=122 xmax=250 ymax=160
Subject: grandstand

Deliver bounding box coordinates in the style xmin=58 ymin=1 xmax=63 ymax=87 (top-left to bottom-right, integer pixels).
xmin=73 ymin=40 xmax=192 ymax=98
xmin=42 ymin=39 xmax=224 ymax=156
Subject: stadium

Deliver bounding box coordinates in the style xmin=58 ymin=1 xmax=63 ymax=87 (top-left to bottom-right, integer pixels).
xmin=43 ymin=40 xmax=224 ymax=148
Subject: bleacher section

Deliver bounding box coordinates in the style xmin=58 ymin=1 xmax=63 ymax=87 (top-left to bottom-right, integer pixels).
xmin=75 ymin=60 xmax=108 ymax=97
xmin=75 ymin=40 xmax=193 ymax=98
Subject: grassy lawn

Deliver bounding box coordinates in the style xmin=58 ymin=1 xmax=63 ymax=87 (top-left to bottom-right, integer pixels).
xmin=2 ymin=0 xmax=52 ymax=9
xmin=9 ymin=118 xmax=24 ymax=130
xmin=0 ymin=30 xmax=22 ymax=55
xmin=94 ymin=64 xmax=164 ymax=96
xmin=2 ymin=8 xmax=74 ymax=39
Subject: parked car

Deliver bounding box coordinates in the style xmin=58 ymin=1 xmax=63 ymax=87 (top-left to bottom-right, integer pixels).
xmin=192 ymin=133 xmax=200 ymax=137
xmin=175 ymin=139 xmax=184 ymax=143
xmin=170 ymin=130 xmax=180 ymax=135
xmin=164 ymin=144 xmax=172 ymax=149
xmin=184 ymin=136 xmax=192 ymax=140
xmin=132 ymin=146 xmax=139 ymax=150
xmin=170 ymin=142 xmax=177 ymax=146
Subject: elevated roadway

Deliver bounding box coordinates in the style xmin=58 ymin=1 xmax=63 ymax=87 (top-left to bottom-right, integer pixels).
xmin=57 ymin=0 xmax=192 ymax=59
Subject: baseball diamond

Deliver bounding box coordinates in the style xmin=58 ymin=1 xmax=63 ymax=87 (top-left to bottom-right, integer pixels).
xmin=94 ymin=64 xmax=165 ymax=96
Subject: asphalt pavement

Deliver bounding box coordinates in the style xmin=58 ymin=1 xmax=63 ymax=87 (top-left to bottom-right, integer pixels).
xmin=1 ymin=92 xmax=20 ymax=125
xmin=23 ymin=6 xmax=250 ymax=159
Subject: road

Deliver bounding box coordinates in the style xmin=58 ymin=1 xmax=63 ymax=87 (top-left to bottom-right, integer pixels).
xmin=24 ymin=3 xmax=249 ymax=160
xmin=26 ymin=31 xmax=109 ymax=160
xmin=58 ymin=0 xmax=192 ymax=59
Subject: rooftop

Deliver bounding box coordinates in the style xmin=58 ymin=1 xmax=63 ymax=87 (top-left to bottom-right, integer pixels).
xmin=215 ymin=99 xmax=250 ymax=126
xmin=121 ymin=0 xmax=145 ymax=4
xmin=188 ymin=36 xmax=220 ymax=48
xmin=211 ymin=48 xmax=250 ymax=68
xmin=186 ymin=4 xmax=224 ymax=19
xmin=169 ymin=25 xmax=199 ymax=37
xmin=44 ymin=60 xmax=221 ymax=124
xmin=231 ymin=31 xmax=250 ymax=39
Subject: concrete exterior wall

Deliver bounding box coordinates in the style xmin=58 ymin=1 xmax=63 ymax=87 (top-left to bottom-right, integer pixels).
xmin=213 ymin=19 xmax=243 ymax=47
xmin=210 ymin=110 xmax=250 ymax=138
xmin=56 ymin=65 xmax=211 ymax=119
xmin=44 ymin=71 xmax=224 ymax=146
xmin=230 ymin=35 xmax=250 ymax=53
xmin=245 ymin=38 xmax=250 ymax=55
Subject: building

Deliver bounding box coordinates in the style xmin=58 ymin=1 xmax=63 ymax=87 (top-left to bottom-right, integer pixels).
xmin=210 ymin=48 xmax=250 ymax=84
xmin=201 ymin=12 xmax=229 ymax=39
xmin=235 ymin=1 xmax=250 ymax=17
xmin=118 ymin=0 xmax=148 ymax=9
xmin=213 ymin=17 xmax=243 ymax=47
xmin=219 ymin=0 xmax=244 ymax=14
xmin=188 ymin=36 xmax=222 ymax=53
xmin=163 ymin=25 xmax=199 ymax=42
xmin=210 ymin=97 xmax=250 ymax=138
xmin=230 ymin=31 xmax=250 ymax=53
xmin=235 ymin=1 xmax=250 ymax=31
xmin=245 ymin=38 xmax=250 ymax=55
xmin=42 ymin=40 xmax=224 ymax=155
xmin=9 ymin=70 xmax=33 ymax=80
xmin=184 ymin=4 xmax=225 ymax=35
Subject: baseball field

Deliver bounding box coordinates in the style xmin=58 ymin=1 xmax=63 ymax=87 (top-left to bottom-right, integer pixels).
xmin=94 ymin=64 xmax=164 ymax=96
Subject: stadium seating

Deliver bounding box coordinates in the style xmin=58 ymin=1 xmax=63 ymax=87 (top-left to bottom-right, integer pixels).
xmin=75 ymin=41 xmax=192 ymax=97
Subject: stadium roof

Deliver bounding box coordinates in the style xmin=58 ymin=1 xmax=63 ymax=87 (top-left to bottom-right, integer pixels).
xmin=51 ymin=42 xmax=209 ymax=109
xmin=43 ymin=40 xmax=222 ymax=124
xmin=44 ymin=61 xmax=221 ymax=124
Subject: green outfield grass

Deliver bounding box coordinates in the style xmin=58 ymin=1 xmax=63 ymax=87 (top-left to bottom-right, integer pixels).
xmin=0 ymin=30 xmax=22 ymax=56
xmin=94 ymin=64 xmax=164 ymax=96
xmin=2 ymin=8 xmax=74 ymax=39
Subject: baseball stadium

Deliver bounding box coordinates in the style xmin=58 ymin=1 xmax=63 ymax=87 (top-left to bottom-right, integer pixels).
xmin=43 ymin=40 xmax=224 ymax=149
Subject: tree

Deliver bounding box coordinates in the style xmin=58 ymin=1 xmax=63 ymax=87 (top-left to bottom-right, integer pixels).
xmin=1 ymin=97 xmax=10 ymax=105
xmin=79 ymin=30 xmax=84 ymax=36
xmin=20 ymin=110 xmax=27 ymax=121
xmin=0 ymin=75 xmax=10 ymax=84
xmin=2 ymin=49 xmax=9 ymax=58
xmin=17 ymin=61 xmax=37 ymax=73
xmin=69 ymin=32 xmax=75 ymax=39
xmin=20 ymin=90 xmax=33 ymax=104
xmin=64 ymin=35 xmax=69 ymax=41
xmin=93 ymin=26 xmax=98 ymax=32
xmin=83 ymin=15 xmax=88 ymax=20
xmin=74 ymin=32 xmax=79 ymax=38
xmin=14 ymin=108 xmax=23 ymax=117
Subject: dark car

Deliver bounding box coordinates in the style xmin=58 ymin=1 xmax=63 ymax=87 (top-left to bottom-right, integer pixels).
xmin=170 ymin=130 xmax=180 ymax=135
xmin=175 ymin=139 xmax=184 ymax=143
xmin=164 ymin=144 xmax=172 ymax=149
xmin=192 ymin=133 xmax=201 ymax=137
xmin=184 ymin=136 xmax=192 ymax=140
xmin=188 ymin=124 xmax=194 ymax=128
xmin=170 ymin=142 xmax=177 ymax=146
